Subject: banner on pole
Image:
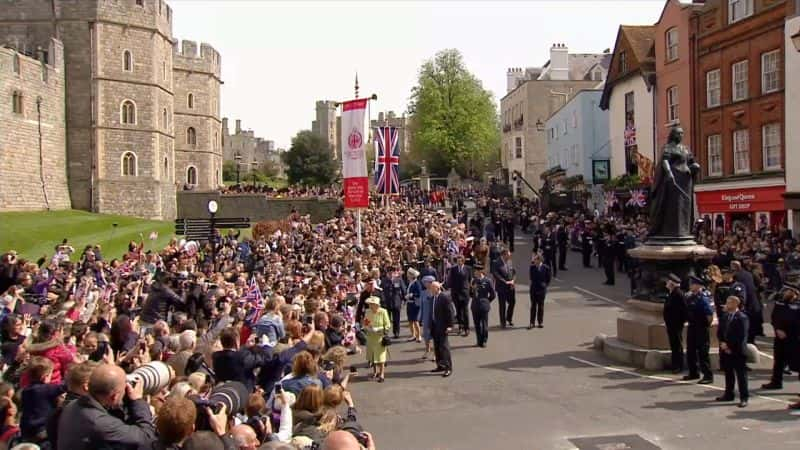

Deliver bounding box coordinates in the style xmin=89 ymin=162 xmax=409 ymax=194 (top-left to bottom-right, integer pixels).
xmin=341 ymin=99 xmax=370 ymax=208
xmin=374 ymin=126 xmax=400 ymax=196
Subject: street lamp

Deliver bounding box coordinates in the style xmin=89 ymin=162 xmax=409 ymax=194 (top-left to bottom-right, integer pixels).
xmin=234 ymin=153 xmax=242 ymax=185
xmin=792 ymin=29 xmax=800 ymax=52
xmin=207 ymin=200 xmax=218 ymax=268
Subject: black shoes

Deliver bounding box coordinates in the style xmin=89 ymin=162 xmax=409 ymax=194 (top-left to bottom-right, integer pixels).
xmin=508 ymin=322 xmax=515 ymax=327
xmin=538 ymin=323 xmax=544 ymax=328
xmin=442 ymin=370 xmax=452 ymax=378
xmin=671 ymin=368 xmax=683 ymax=374
xmin=715 ymin=395 xmax=734 ymax=402
xmin=682 ymin=375 xmax=700 ymax=381
xmin=430 ymin=367 xmax=445 ymax=373
xmin=738 ymin=400 xmax=748 ymax=408
xmin=527 ymin=324 xmax=534 ymax=330
xmin=761 ymin=382 xmax=782 ymax=390
xmin=698 ymin=378 xmax=713 ymax=385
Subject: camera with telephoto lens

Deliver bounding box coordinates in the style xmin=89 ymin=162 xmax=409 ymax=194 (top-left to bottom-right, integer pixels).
xmin=126 ymin=361 xmax=172 ymax=395
xmin=193 ymin=381 xmax=248 ymax=431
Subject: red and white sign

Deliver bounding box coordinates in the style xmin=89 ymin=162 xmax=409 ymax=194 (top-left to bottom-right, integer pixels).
xmin=340 ymin=99 xmax=369 ymax=209
xmin=696 ymin=185 xmax=785 ymax=213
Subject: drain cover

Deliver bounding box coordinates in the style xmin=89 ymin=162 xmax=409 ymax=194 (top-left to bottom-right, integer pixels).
xmin=568 ymin=434 xmax=660 ymax=450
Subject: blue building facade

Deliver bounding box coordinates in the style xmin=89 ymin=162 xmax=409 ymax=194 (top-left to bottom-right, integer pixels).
xmin=545 ymin=89 xmax=609 ymax=188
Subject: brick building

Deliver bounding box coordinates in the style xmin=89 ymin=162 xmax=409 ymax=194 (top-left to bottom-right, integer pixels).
xmin=692 ymin=0 xmax=790 ymax=231
xmin=0 ymin=38 xmax=71 ymax=211
xmin=0 ymin=0 xmax=223 ymax=219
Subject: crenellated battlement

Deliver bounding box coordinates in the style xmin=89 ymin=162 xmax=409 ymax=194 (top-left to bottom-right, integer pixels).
xmin=173 ymin=39 xmax=221 ymax=77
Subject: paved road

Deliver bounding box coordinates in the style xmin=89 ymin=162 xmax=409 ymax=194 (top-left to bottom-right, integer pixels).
xmin=354 ymin=232 xmax=800 ymax=450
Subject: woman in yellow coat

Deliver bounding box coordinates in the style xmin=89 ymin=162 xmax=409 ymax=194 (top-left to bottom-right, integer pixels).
xmin=362 ymin=296 xmax=391 ymax=382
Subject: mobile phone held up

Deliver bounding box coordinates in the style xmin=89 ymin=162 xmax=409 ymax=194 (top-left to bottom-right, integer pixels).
xmin=274 ymin=383 xmax=283 ymax=394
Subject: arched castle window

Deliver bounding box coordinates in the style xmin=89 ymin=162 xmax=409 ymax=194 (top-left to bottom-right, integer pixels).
xmin=186 ymin=166 xmax=197 ymax=186
xmin=123 ymin=50 xmax=132 ymax=72
xmin=163 ymin=157 xmax=169 ymax=179
xmin=121 ymin=100 xmax=136 ymax=125
xmin=187 ymin=127 xmax=197 ymax=147
xmin=12 ymin=91 xmax=23 ymax=114
xmin=13 ymin=53 xmax=20 ymax=74
xmin=188 ymin=93 xmax=194 ymax=109
xmin=122 ymin=152 xmax=137 ymax=176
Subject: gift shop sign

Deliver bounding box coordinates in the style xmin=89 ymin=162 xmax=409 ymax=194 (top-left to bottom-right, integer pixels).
xmin=696 ymin=186 xmax=785 ymax=213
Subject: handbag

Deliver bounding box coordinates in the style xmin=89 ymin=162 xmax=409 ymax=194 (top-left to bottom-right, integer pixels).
xmin=380 ymin=335 xmax=392 ymax=347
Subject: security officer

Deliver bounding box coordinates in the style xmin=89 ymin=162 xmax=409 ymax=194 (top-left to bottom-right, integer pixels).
xmin=540 ymin=226 xmax=557 ymax=278
xmin=504 ymin=213 xmax=516 ymax=252
xmin=601 ymin=231 xmax=616 ymax=286
xmin=761 ymin=283 xmax=800 ymax=390
xmin=581 ymin=222 xmax=594 ymax=268
xmin=470 ymin=263 xmax=495 ymax=348
xmin=663 ymin=273 xmax=688 ymax=374
xmin=684 ymin=275 xmax=715 ymax=384
xmin=556 ymin=223 xmax=569 ymax=272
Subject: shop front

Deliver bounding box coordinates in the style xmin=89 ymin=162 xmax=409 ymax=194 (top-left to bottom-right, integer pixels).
xmin=695 ymin=185 xmax=786 ymax=232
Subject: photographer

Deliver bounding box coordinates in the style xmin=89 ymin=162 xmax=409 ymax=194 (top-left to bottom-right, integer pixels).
xmin=57 ymin=364 xmax=156 ymax=450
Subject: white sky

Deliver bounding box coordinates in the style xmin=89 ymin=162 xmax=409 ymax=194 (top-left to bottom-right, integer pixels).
xmin=170 ymin=0 xmax=665 ymax=149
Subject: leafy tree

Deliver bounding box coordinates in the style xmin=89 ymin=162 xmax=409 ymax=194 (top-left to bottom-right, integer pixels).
xmin=407 ymin=49 xmax=500 ymax=178
xmin=222 ymin=160 xmax=238 ymax=182
xmin=281 ymin=130 xmax=337 ymax=186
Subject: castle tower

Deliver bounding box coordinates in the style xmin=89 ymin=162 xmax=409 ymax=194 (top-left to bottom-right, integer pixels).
xmin=314 ymin=100 xmax=338 ymax=159
xmin=173 ymin=40 xmax=223 ymax=191
xmin=0 ymin=0 xmax=177 ymax=219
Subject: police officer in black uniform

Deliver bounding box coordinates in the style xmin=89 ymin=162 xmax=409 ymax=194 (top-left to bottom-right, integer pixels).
xmin=470 ymin=263 xmax=495 ymax=348
xmin=557 ymin=223 xmax=569 ymax=272
xmin=601 ymin=232 xmax=615 ymax=286
xmin=664 ymin=273 xmax=688 ymax=374
xmin=581 ymin=222 xmax=594 ymax=268
xmin=761 ymin=283 xmax=800 ymax=390
xmin=540 ymin=226 xmax=557 ymax=278
xmin=504 ymin=213 xmax=516 ymax=252
xmin=684 ymin=275 xmax=715 ymax=383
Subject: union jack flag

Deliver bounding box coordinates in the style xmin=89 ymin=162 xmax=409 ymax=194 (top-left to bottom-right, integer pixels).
xmin=626 ymin=189 xmax=647 ymax=208
xmin=243 ymin=276 xmax=265 ymax=323
xmin=624 ymin=125 xmax=637 ymax=147
xmin=604 ymin=191 xmax=618 ymax=207
xmin=374 ymin=127 xmax=400 ymax=195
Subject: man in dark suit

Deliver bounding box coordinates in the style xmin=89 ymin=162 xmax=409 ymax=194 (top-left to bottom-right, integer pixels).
xmin=540 ymin=226 xmax=557 ymax=278
xmin=731 ymin=261 xmax=762 ymax=343
xmin=212 ymin=328 xmax=269 ymax=392
xmin=528 ymin=253 xmax=551 ymax=329
xmin=556 ymin=224 xmax=569 ymax=271
xmin=491 ymin=249 xmax=516 ymax=328
xmin=470 ymin=264 xmax=495 ymax=348
xmin=381 ymin=267 xmax=406 ymax=339
xmin=663 ymin=274 xmax=688 ymax=374
xmin=429 ymin=282 xmax=455 ymax=377
xmin=447 ymin=255 xmax=472 ymax=337
xmin=716 ymin=295 xmax=750 ymax=408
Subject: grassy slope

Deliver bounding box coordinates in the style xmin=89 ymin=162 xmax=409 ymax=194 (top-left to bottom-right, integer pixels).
xmin=0 ymin=210 xmax=175 ymax=262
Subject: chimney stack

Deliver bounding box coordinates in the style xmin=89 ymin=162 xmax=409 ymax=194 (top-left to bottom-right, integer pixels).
xmin=235 ymin=119 xmax=241 ymax=134
xmin=549 ymin=42 xmax=569 ymax=81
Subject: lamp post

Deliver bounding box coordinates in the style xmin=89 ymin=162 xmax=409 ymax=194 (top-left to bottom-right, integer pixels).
xmin=234 ymin=153 xmax=242 ymax=185
xmin=207 ymin=200 xmax=218 ymax=269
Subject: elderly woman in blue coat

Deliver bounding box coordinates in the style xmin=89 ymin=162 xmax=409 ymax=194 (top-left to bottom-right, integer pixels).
xmin=418 ymin=275 xmax=436 ymax=361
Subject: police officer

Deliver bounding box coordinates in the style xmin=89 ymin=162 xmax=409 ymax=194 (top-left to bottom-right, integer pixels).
xmin=556 ymin=223 xmax=569 ymax=272
xmin=663 ymin=273 xmax=688 ymax=374
xmin=470 ymin=263 xmax=495 ymax=348
xmin=761 ymin=283 xmax=800 ymax=390
xmin=684 ymin=275 xmax=714 ymax=384
xmin=581 ymin=222 xmax=594 ymax=268
xmin=504 ymin=213 xmax=516 ymax=252
xmin=540 ymin=226 xmax=557 ymax=278
xmin=601 ymin=232 xmax=615 ymax=286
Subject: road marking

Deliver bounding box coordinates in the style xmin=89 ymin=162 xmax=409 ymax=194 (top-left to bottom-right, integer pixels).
xmin=573 ymin=286 xmax=625 ymax=307
xmin=569 ymin=356 xmax=791 ymax=405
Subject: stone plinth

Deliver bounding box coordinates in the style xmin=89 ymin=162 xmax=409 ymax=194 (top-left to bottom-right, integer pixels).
xmin=617 ymin=299 xmax=718 ymax=351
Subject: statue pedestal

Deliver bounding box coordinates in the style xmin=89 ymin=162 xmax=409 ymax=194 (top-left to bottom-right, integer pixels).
xmin=595 ymin=239 xmax=727 ymax=371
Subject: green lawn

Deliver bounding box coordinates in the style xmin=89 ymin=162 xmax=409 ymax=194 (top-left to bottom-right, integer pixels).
xmin=0 ymin=210 xmax=176 ymax=262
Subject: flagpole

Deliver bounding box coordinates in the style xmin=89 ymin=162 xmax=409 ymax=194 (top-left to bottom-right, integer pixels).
xmin=355 ymin=74 xmax=363 ymax=248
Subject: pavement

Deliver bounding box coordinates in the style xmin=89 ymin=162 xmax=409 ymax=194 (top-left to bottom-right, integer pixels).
xmin=353 ymin=230 xmax=800 ymax=450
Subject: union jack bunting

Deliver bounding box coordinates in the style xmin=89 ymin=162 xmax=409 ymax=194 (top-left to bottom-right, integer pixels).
xmin=374 ymin=127 xmax=400 ymax=195
xmin=604 ymin=191 xmax=618 ymax=207
xmin=624 ymin=125 xmax=637 ymax=147
xmin=626 ymin=189 xmax=647 ymax=208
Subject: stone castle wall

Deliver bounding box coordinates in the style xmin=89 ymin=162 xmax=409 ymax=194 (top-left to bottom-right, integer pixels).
xmin=0 ymin=1 xmax=221 ymax=220
xmin=0 ymin=39 xmax=71 ymax=211
xmin=177 ymin=191 xmax=341 ymax=224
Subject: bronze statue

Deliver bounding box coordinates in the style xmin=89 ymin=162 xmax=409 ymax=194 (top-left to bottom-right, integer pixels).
xmin=648 ymin=126 xmax=699 ymax=239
